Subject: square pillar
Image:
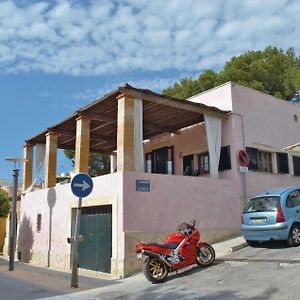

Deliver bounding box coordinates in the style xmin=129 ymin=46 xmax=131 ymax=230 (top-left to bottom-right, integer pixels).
xmin=117 ymin=95 xmax=143 ymax=172
xmin=74 ymin=116 xmax=91 ymax=174
xmin=44 ymin=132 xmax=58 ymax=188
xmin=22 ymin=143 xmax=34 ymax=191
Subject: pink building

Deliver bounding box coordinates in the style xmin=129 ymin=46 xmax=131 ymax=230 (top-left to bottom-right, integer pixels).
xmin=18 ymin=82 xmax=300 ymax=277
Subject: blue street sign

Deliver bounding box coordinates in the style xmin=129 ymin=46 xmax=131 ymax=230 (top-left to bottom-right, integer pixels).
xmin=71 ymin=173 xmax=93 ymax=198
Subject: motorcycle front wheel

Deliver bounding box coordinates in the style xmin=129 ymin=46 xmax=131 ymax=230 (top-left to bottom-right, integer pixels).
xmin=196 ymin=243 xmax=215 ymax=267
xmin=143 ymin=257 xmax=169 ymax=283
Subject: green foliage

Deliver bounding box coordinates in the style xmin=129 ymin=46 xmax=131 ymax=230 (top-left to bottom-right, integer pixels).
xmin=0 ymin=189 xmax=11 ymax=218
xmin=64 ymin=150 xmax=110 ymax=177
xmin=163 ymin=46 xmax=300 ymax=101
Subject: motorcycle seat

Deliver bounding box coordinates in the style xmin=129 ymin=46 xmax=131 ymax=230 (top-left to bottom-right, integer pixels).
xmin=147 ymin=242 xmax=178 ymax=249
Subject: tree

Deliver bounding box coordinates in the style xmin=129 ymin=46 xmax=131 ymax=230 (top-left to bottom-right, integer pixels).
xmin=0 ymin=189 xmax=11 ymax=218
xmin=64 ymin=150 xmax=110 ymax=177
xmin=163 ymin=46 xmax=300 ymax=101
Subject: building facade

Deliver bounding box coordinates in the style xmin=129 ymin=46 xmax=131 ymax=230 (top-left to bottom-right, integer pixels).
xmin=18 ymin=82 xmax=300 ymax=277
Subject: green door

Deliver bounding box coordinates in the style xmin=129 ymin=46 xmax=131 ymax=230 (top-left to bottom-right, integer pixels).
xmin=78 ymin=205 xmax=112 ymax=273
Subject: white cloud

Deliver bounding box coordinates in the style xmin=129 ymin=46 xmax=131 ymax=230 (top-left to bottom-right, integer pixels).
xmin=0 ymin=0 xmax=299 ymax=75
xmin=72 ymin=75 xmax=186 ymax=104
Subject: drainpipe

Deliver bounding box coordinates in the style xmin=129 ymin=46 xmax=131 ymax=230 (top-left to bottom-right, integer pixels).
xmin=232 ymin=113 xmax=248 ymax=207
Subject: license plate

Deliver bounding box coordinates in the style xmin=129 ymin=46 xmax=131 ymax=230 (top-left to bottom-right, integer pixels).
xmin=251 ymin=218 xmax=267 ymax=224
xmin=137 ymin=253 xmax=143 ymax=260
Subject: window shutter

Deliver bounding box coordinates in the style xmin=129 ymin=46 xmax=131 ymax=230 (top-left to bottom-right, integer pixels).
xmin=219 ymin=146 xmax=231 ymax=171
xmin=246 ymin=147 xmax=258 ymax=170
xmin=277 ymin=153 xmax=289 ymax=174
xmin=293 ymin=156 xmax=300 ymax=176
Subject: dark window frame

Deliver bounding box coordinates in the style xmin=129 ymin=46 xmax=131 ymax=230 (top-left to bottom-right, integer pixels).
xmin=37 ymin=214 xmax=42 ymax=232
xmin=293 ymin=156 xmax=300 ymax=176
xmin=276 ymin=152 xmax=289 ymax=174
xmin=246 ymin=147 xmax=273 ymax=173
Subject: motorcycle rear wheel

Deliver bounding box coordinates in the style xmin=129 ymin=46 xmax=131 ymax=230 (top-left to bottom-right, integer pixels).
xmin=143 ymin=257 xmax=169 ymax=283
xmin=196 ymin=243 xmax=215 ymax=267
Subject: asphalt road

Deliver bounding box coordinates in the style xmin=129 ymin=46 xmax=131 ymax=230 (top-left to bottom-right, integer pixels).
xmin=44 ymin=241 xmax=300 ymax=300
xmin=1 ymin=241 xmax=300 ymax=300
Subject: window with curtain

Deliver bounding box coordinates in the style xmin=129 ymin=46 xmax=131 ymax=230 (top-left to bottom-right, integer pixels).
xmin=197 ymin=145 xmax=231 ymax=175
xmin=246 ymin=147 xmax=273 ymax=173
xmin=145 ymin=146 xmax=174 ymax=175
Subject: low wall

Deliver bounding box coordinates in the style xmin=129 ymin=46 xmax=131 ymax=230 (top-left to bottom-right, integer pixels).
xmin=122 ymin=172 xmax=242 ymax=275
xmin=123 ymin=172 xmax=241 ymax=232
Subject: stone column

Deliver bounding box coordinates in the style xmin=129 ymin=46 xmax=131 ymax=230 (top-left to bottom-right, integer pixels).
xmin=74 ymin=116 xmax=91 ymax=174
xmin=44 ymin=132 xmax=58 ymax=188
xmin=22 ymin=143 xmax=34 ymax=191
xmin=117 ymin=95 xmax=135 ymax=172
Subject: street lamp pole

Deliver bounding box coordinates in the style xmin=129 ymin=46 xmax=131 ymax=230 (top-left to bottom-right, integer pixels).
xmin=9 ymin=168 xmax=18 ymax=271
xmin=5 ymin=157 xmax=27 ymax=271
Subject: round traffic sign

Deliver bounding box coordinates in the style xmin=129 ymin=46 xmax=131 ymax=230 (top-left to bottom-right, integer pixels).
xmin=71 ymin=173 xmax=93 ymax=198
xmin=238 ymin=150 xmax=250 ymax=167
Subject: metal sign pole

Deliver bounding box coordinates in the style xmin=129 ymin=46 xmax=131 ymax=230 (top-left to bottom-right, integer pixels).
xmin=9 ymin=168 xmax=19 ymax=271
xmin=71 ymin=197 xmax=82 ymax=288
xmin=70 ymin=173 xmax=93 ymax=288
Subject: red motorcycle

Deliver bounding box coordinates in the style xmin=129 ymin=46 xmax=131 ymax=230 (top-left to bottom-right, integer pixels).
xmin=135 ymin=220 xmax=215 ymax=283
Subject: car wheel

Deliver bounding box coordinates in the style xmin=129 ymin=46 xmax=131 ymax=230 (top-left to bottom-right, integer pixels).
xmin=246 ymin=240 xmax=259 ymax=247
xmin=287 ymin=224 xmax=300 ymax=247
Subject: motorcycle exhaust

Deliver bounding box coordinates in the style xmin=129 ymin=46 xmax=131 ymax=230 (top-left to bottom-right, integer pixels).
xmin=141 ymin=249 xmax=173 ymax=268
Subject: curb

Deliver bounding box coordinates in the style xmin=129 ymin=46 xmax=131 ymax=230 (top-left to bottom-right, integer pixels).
xmin=212 ymin=236 xmax=248 ymax=258
xmin=231 ymin=241 xmax=248 ymax=252
xmin=216 ymin=257 xmax=300 ymax=264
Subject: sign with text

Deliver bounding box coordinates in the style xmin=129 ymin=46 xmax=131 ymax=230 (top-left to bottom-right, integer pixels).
xmin=136 ymin=180 xmax=150 ymax=192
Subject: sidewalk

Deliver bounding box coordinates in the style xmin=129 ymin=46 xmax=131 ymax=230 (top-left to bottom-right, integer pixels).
xmin=0 ymin=257 xmax=121 ymax=298
xmin=0 ymin=236 xmax=247 ymax=299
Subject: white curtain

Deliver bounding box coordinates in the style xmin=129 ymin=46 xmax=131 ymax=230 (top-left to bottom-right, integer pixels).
xmin=134 ymin=98 xmax=144 ymax=172
xmin=204 ymin=115 xmax=222 ymax=178
xmin=110 ymin=154 xmax=117 ymax=173
xmin=24 ymin=143 xmax=46 ymax=193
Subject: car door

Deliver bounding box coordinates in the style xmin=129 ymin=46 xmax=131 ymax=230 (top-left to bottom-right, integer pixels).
xmin=285 ymin=190 xmax=300 ymax=223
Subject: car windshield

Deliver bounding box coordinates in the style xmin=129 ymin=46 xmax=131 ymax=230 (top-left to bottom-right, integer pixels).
xmin=244 ymin=196 xmax=280 ymax=213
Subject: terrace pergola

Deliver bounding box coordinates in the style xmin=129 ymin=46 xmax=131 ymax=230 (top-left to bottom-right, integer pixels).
xmin=23 ymin=84 xmax=229 ymax=190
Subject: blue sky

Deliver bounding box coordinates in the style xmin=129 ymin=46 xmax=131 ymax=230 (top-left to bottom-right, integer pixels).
xmin=1 ymin=0 xmax=299 ymax=185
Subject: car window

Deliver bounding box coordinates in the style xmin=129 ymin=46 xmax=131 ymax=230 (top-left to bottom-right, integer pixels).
xmin=245 ymin=196 xmax=280 ymax=213
xmin=286 ymin=190 xmax=300 ymax=208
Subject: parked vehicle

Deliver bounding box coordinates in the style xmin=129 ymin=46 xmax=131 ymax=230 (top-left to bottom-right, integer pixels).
xmin=135 ymin=220 xmax=215 ymax=283
xmin=242 ymin=186 xmax=300 ymax=247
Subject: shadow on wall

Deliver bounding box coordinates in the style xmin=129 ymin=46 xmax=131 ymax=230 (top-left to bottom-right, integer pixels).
xmin=17 ymin=214 xmax=34 ymax=263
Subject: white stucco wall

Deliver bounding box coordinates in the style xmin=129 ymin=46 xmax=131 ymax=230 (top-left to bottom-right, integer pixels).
xmin=230 ymin=83 xmax=300 ymax=197
xmin=123 ymin=172 xmax=240 ymax=232
xmin=19 ymin=172 xmax=124 ymax=270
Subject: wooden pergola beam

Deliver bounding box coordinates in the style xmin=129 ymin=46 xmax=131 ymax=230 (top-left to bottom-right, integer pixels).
xmin=78 ymin=111 xmax=115 ymax=123
xmin=145 ymin=123 xmax=181 ymax=135
xmin=119 ymin=87 xmax=229 ymax=119
xmin=48 ymin=128 xmax=75 ymax=137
